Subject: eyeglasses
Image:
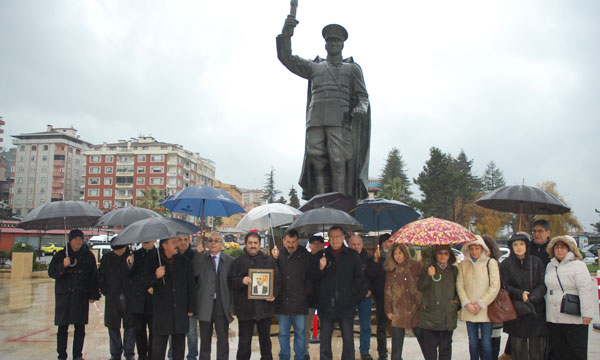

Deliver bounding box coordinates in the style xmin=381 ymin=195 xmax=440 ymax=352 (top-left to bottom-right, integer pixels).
xmin=208 ymin=239 xmax=221 ymax=243
xmin=554 ymin=244 xmax=568 ymax=250
xmin=437 ymin=251 xmax=450 ymax=256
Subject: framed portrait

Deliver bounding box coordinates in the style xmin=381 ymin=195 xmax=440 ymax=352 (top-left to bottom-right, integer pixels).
xmin=248 ymin=268 xmax=274 ymax=300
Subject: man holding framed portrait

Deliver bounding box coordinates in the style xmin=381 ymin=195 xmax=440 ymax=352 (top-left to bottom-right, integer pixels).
xmin=229 ymin=232 xmax=281 ymax=360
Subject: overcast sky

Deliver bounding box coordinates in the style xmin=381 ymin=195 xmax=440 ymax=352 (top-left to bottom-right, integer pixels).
xmin=1 ymin=1 xmax=598 ymax=231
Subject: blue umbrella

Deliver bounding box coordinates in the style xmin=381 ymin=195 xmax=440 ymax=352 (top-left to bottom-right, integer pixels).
xmin=162 ymin=186 xmax=245 ymax=218
xmin=351 ymin=198 xmax=420 ymax=232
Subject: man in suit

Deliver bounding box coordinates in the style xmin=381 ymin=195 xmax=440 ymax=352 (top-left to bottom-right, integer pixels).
xmin=193 ymin=232 xmax=234 ymax=360
xmin=253 ymin=275 xmax=270 ymax=295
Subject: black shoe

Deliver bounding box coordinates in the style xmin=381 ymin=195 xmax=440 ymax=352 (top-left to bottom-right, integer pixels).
xmin=304 ymin=355 xmax=310 ymax=360
xmin=361 ymin=354 xmax=373 ymax=360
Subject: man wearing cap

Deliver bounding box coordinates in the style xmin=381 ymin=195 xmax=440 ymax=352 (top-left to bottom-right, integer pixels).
xmin=277 ymin=17 xmax=370 ymax=201
xmin=99 ymin=241 xmax=136 ymax=360
xmin=48 ymin=229 xmax=100 ymax=360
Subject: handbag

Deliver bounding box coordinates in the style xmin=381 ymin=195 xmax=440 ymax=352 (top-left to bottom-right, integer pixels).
xmin=486 ymin=260 xmax=518 ymax=323
xmin=555 ymin=266 xmax=581 ymax=315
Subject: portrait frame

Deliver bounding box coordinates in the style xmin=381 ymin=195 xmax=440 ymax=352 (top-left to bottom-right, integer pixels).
xmin=248 ymin=268 xmax=274 ymax=299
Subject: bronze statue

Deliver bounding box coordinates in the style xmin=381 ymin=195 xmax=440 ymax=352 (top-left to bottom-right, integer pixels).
xmin=276 ymin=10 xmax=371 ymax=201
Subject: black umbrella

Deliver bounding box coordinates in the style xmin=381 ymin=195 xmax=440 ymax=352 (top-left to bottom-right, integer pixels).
xmin=18 ymin=200 xmax=103 ymax=230
xmin=112 ymin=216 xmax=201 ymax=246
xmin=350 ymin=198 xmax=420 ymax=233
xmin=289 ymin=207 xmax=363 ymax=235
xmin=475 ymin=184 xmax=571 ymax=231
xmin=299 ymin=192 xmax=356 ymax=213
xmin=96 ymin=206 xmax=161 ymax=227
xmin=475 ymin=185 xmax=570 ymax=215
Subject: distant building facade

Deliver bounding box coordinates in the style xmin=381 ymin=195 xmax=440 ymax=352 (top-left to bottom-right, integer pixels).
xmin=83 ymin=136 xmax=216 ymax=212
xmin=214 ymin=180 xmax=244 ymax=229
xmin=240 ymin=188 xmax=267 ymax=209
xmin=10 ymin=126 xmax=91 ymax=216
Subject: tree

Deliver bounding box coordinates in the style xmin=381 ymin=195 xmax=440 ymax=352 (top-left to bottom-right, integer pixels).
xmin=380 ymin=148 xmax=412 ymax=200
xmin=136 ymin=187 xmax=169 ymax=215
xmin=481 ymin=161 xmax=506 ymax=192
xmin=450 ymin=150 xmax=482 ymax=226
xmin=288 ymin=187 xmax=300 ymax=208
xmin=276 ymin=196 xmax=287 ymax=204
xmin=533 ymin=181 xmax=583 ymax=235
xmin=262 ymin=167 xmax=282 ymax=203
xmin=592 ymin=209 xmax=600 ymax=233
xmin=379 ymin=177 xmax=412 ymax=204
xmin=413 ymin=147 xmax=455 ymax=219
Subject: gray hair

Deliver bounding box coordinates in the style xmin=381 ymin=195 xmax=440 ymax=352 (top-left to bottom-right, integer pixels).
xmin=208 ymin=232 xmax=223 ymax=241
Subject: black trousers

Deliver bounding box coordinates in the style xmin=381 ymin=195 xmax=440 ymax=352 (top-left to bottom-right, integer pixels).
xmin=391 ymin=327 xmax=407 ymax=360
xmin=237 ymin=318 xmax=272 ymax=360
xmin=548 ymin=323 xmax=588 ymax=360
xmin=57 ymin=324 xmax=85 ymax=360
xmin=199 ymin=308 xmax=230 ymax=360
xmin=134 ymin=313 xmax=153 ymax=360
xmin=421 ymin=329 xmax=453 ymax=360
xmin=319 ymin=317 xmax=354 ymax=360
xmin=375 ymin=299 xmax=389 ymax=358
xmin=511 ymin=336 xmax=545 ymax=360
xmin=153 ymin=333 xmax=185 ymax=360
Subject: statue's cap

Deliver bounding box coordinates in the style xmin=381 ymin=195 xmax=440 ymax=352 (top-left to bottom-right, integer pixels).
xmin=322 ymin=24 xmax=348 ymax=41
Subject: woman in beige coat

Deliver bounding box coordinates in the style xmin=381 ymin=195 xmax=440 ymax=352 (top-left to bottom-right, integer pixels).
xmin=456 ymin=235 xmax=500 ymax=360
xmin=384 ymin=243 xmax=422 ymax=360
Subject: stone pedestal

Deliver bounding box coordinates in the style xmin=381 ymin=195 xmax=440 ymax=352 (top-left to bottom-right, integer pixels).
xmin=11 ymin=252 xmax=33 ymax=280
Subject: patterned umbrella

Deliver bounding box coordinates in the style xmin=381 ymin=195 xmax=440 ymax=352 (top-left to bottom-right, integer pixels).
xmin=390 ymin=217 xmax=477 ymax=245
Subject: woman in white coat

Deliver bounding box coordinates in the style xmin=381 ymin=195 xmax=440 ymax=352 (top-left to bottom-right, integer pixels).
xmin=544 ymin=235 xmax=595 ymax=360
xmin=456 ymin=235 xmax=501 ymax=360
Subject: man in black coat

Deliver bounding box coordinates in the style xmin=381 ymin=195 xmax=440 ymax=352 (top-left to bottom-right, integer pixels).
xmin=531 ymin=219 xmax=551 ymax=266
xmin=311 ymin=226 xmax=368 ymax=360
xmin=130 ymin=240 xmax=157 ymax=360
xmin=99 ymin=241 xmax=136 ymax=360
xmin=229 ymin=232 xmax=281 ymax=360
xmin=48 ymin=229 xmax=100 ymax=360
xmin=372 ymin=233 xmax=392 ymax=360
xmin=192 ymin=232 xmax=235 ymax=360
xmin=273 ymin=229 xmax=312 ymax=360
xmin=143 ymin=237 xmax=196 ymax=360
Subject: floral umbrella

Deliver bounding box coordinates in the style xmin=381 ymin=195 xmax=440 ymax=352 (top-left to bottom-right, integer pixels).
xmin=390 ymin=217 xmax=477 ymax=245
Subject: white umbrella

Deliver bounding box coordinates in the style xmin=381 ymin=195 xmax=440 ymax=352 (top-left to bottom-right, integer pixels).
xmin=236 ymin=203 xmax=302 ymax=231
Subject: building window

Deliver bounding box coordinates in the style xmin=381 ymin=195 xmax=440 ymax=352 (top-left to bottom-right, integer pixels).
xmin=29 ymin=177 xmax=35 ymax=183
xmin=90 ymin=155 xmax=101 ymax=163
xmin=118 ymin=155 xmax=130 ymax=163
xmin=76 ymin=149 xmax=81 ymax=155
xmin=31 ymin=156 xmax=36 ymax=161
xmin=105 ymin=155 xmax=114 ymax=162
xmin=105 ymin=166 xmax=113 ymax=174
xmin=103 ymin=200 xmax=112 ymax=209
xmin=17 ymin=178 xmax=24 ymax=184
xmin=150 ymin=166 xmax=164 ymax=173
xmin=42 ymin=155 xmax=48 ymax=161
xmin=104 ymin=177 xmax=113 ymax=185
xmin=20 ymin=145 xmax=25 ymax=151
xmin=150 ymin=177 xmax=164 ymax=185
xmin=28 ymin=188 xmax=33 ymax=194
xmin=191 ymin=174 xmax=196 ymax=181
xmin=178 ymin=157 xmax=183 ymax=164
xmin=88 ymin=189 xmax=100 ymax=197
xmin=31 ymin=145 xmax=37 ymax=151
xmin=177 ymin=168 xmax=182 ymax=175
xmin=27 ymin=199 xmax=33 ymax=206
xmin=137 ymin=166 xmax=146 ymax=173
xmin=88 ymin=177 xmax=100 ymax=185
xmin=103 ymin=189 xmax=113 ymax=197
xmin=89 ymin=166 xmax=101 ymax=174
xmin=88 ymin=200 xmax=99 ymax=207
xmin=18 ymin=167 xmax=24 ymax=173
xmin=41 ymin=167 xmax=47 ymax=173
xmin=116 ymin=176 xmax=133 ymax=185
xmin=54 ymin=154 xmax=66 ymax=161
xmin=43 ymin=145 xmax=49 ymax=151
xmin=136 ymin=178 xmax=145 ymax=185
xmin=40 ymin=187 xmax=46 ymax=194
xmin=136 ymin=189 xmax=145 ymax=197
xmin=138 ymin=155 xmax=146 ymax=162
xmin=41 ymin=177 xmax=46 ymax=183
xmin=17 ymin=188 xmax=23 ymax=194
xmin=150 ymin=154 xmax=164 ymax=162
xmin=177 ymin=179 xmax=182 ymax=186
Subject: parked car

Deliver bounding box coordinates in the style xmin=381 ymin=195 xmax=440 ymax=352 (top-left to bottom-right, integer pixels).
xmin=41 ymin=243 xmax=64 ymax=256
xmin=91 ymin=244 xmax=113 ymax=262
xmin=452 ymin=248 xmax=464 ymax=263
xmin=582 ymin=250 xmax=598 ymax=265
xmin=583 ymin=243 xmax=599 ymax=257
xmin=498 ymin=246 xmax=510 ymax=263
xmin=88 ymin=234 xmax=117 ymax=245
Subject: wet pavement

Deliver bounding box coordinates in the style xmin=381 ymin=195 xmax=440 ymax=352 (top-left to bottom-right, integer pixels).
xmin=0 ymin=277 xmax=598 ymax=359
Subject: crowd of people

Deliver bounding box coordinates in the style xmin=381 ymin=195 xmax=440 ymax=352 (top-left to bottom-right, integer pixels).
xmin=47 ymin=219 xmax=596 ymax=360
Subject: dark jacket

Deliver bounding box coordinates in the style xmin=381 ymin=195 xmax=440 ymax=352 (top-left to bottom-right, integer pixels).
xmin=307 ymin=252 xmax=321 ymax=308
xmin=130 ymin=246 xmax=156 ymax=315
xmin=193 ymin=250 xmax=235 ymax=323
xmin=358 ymin=250 xmax=377 ymax=293
xmin=371 ymin=250 xmax=387 ymax=304
xmin=417 ymin=258 xmax=459 ymax=331
xmin=500 ymin=251 xmax=547 ymax=337
xmin=530 ymin=239 xmax=550 ymax=267
xmin=143 ymin=252 xmax=196 ymax=335
xmin=48 ymin=243 xmax=100 ymax=326
xmin=229 ymin=249 xmax=281 ymax=321
xmin=275 ymin=247 xmax=312 ymax=315
xmin=181 ymin=246 xmax=194 ymax=261
xmin=98 ymin=250 xmax=135 ymax=328
xmin=310 ymin=246 xmax=368 ymax=319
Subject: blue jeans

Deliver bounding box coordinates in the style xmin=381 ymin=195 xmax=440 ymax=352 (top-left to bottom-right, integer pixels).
xmin=108 ymin=327 xmax=136 ymax=359
xmin=357 ymin=297 xmax=372 ymax=355
xmin=466 ymin=321 xmax=493 ymax=360
xmin=277 ymin=314 xmax=306 ymax=360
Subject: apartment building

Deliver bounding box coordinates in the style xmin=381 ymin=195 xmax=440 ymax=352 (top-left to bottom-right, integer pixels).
xmin=83 ymin=136 xmax=216 ymax=211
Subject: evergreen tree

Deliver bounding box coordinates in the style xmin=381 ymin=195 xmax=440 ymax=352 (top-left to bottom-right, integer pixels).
xmin=276 ymin=196 xmax=287 ymax=204
xmin=380 ymin=147 xmax=412 ymax=200
xmin=262 ymin=167 xmax=281 ymax=203
xmin=482 ymin=161 xmax=506 ymax=191
xmin=288 ymin=186 xmax=301 ymax=208
xmin=451 ymin=150 xmax=482 ymax=225
xmin=413 ymin=147 xmax=455 ymax=219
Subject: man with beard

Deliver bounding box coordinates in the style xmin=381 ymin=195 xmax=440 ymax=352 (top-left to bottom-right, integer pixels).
xmin=99 ymin=241 xmax=136 ymax=360
xmin=229 ymin=232 xmax=281 ymax=360
xmin=49 ymin=229 xmax=100 ymax=360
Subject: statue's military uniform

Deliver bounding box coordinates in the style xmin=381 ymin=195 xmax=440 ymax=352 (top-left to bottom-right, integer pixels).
xmin=276 ymin=25 xmax=370 ymax=200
